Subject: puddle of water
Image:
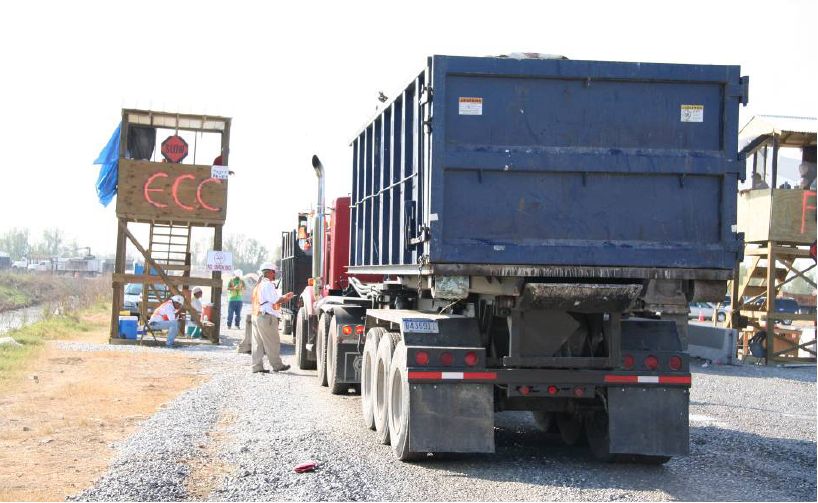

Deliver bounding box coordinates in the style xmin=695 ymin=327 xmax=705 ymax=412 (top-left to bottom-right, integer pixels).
xmin=0 ymin=305 xmax=45 ymax=336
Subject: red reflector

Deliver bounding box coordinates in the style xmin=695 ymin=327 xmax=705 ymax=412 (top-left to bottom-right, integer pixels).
xmin=668 ymin=355 xmax=683 ymax=371
xmin=408 ymin=371 xmax=442 ymax=380
xmin=644 ymin=355 xmax=659 ymax=370
xmin=573 ymin=386 xmax=585 ymax=397
xmin=464 ymin=351 xmax=478 ymax=367
xmin=547 ymin=385 xmax=559 ymax=395
xmin=414 ymin=351 xmax=430 ymax=366
xmin=341 ymin=325 xmax=353 ymax=336
xmin=355 ymin=325 xmax=365 ymax=335
xmin=518 ymin=385 xmax=531 ymax=396
xmin=658 ymin=375 xmax=692 ymax=385
xmin=604 ymin=375 xmax=639 ymax=384
xmin=440 ymin=352 xmax=454 ymax=366
xmin=463 ymin=372 xmax=497 ymax=380
xmin=622 ymin=354 xmax=635 ymax=369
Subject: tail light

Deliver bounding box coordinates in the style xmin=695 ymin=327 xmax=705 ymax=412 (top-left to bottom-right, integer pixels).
xmin=414 ymin=351 xmax=429 ymax=366
xmin=644 ymin=355 xmax=659 ymax=370
xmin=355 ymin=325 xmax=365 ymax=335
xmin=668 ymin=355 xmax=683 ymax=371
xmin=547 ymin=385 xmax=559 ymax=396
xmin=464 ymin=351 xmax=478 ymax=367
xmin=573 ymin=386 xmax=585 ymax=397
xmin=341 ymin=325 xmax=353 ymax=336
xmin=518 ymin=385 xmax=531 ymax=396
xmin=622 ymin=354 xmax=635 ymax=369
xmin=439 ymin=352 xmax=454 ymax=366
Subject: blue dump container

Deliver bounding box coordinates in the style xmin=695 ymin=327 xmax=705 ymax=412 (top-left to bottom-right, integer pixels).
xmin=118 ymin=316 xmax=138 ymax=339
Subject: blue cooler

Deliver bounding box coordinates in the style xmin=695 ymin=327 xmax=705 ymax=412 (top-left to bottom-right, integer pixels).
xmin=118 ymin=316 xmax=138 ymax=339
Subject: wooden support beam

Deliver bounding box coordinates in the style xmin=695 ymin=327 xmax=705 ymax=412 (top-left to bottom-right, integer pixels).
xmin=112 ymin=273 xmax=222 ymax=287
xmin=118 ymin=221 xmax=202 ymax=326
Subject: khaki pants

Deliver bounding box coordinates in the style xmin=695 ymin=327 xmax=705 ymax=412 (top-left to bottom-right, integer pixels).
xmin=252 ymin=314 xmax=285 ymax=371
xmin=238 ymin=314 xmax=253 ymax=353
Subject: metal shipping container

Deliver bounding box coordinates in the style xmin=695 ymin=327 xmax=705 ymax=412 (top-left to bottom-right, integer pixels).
xmin=349 ymin=55 xmax=748 ymax=275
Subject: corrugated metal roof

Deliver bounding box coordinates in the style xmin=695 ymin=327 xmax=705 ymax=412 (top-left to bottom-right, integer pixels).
xmin=739 ymin=115 xmax=817 ymax=152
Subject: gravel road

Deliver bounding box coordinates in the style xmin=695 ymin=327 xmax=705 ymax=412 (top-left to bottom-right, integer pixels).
xmin=73 ymin=330 xmax=816 ymax=502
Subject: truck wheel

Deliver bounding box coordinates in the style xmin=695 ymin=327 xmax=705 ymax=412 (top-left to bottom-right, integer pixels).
xmin=316 ymin=313 xmax=330 ymax=387
xmin=532 ymin=411 xmax=554 ymax=432
xmin=387 ymin=341 xmax=421 ymax=461
xmin=556 ymin=413 xmax=585 ymax=446
xmin=362 ymin=327 xmax=388 ymax=430
xmin=716 ymin=312 xmax=726 ymax=322
xmin=326 ymin=317 xmax=348 ymax=395
xmin=585 ymin=411 xmax=615 ymax=462
xmin=374 ymin=332 xmax=399 ymax=444
xmin=295 ymin=308 xmax=315 ymax=370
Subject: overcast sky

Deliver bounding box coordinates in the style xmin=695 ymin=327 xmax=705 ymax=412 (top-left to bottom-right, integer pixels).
xmin=0 ymin=0 xmax=815 ymax=258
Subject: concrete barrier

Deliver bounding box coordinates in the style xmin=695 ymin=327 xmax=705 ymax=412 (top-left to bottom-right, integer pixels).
xmin=688 ymin=322 xmax=737 ymax=364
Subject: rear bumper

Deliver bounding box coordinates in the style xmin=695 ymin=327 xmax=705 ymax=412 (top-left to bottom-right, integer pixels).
xmin=408 ymin=368 xmax=692 ymax=387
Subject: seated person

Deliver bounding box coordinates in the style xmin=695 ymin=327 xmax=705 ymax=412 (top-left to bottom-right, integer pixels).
xmin=149 ymin=295 xmax=184 ymax=347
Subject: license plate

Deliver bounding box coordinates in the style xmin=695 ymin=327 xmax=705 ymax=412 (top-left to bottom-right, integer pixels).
xmin=402 ymin=319 xmax=439 ymax=334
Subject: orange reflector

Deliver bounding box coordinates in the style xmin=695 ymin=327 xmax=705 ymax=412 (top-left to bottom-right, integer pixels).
xmin=547 ymin=385 xmax=559 ymax=395
xmin=518 ymin=385 xmax=531 ymax=396
xmin=355 ymin=325 xmax=365 ymax=335
xmin=622 ymin=354 xmax=635 ymax=369
xmin=573 ymin=386 xmax=585 ymax=397
xmin=668 ymin=355 xmax=683 ymax=371
xmin=464 ymin=351 xmax=478 ymax=367
xmin=341 ymin=325 xmax=353 ymax=336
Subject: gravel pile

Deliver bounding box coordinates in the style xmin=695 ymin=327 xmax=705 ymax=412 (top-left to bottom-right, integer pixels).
xmin=72 ymin=331 xmax=816 ymax=501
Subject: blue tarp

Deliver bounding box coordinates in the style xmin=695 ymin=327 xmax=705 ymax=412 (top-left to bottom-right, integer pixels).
xmin=94 ymin=123 xmax=120 ymax=207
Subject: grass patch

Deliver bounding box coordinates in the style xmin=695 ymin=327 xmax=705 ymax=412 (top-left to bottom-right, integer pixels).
xmin=0 ymin=302 xmax=110 ymax=381
xmin=0 ymin=283 xmax=29 ymax=310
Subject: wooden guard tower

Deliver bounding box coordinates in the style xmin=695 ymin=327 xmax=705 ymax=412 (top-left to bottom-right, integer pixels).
xmin=729 ymin=116 xmax=816 ymax=363
xmin=110 ymin=109 xmax=231 ymax=344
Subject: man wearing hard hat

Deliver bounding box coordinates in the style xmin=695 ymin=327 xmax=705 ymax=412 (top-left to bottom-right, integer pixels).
xmin=251 ymin=262 xmax=294 ymax=373
xmin=149 ymin=294 xmax=185 ymax=347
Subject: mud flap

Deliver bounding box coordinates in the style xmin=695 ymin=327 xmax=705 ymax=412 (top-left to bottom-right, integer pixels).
xmin=608 ymin=387 xmax=689 ymax=457
xmin=408 ymin=383 xmax=495 ymax=453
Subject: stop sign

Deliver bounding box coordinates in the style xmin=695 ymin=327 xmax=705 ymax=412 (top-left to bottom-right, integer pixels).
xmin=161 ymin=135 xmax=189 ymax=163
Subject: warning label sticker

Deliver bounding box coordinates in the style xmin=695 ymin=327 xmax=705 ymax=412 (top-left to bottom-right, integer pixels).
xmin=681 ymin=104 xmax=704 ymax=123
xmin=459 ymin=97 xmax=483 ymax=115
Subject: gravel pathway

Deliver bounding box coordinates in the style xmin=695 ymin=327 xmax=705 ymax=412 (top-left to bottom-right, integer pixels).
xmin=72 ymin=330 xmax=817 ymax=502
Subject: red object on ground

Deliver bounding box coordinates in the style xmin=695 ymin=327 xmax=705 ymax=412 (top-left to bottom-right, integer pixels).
xmin=294 ymin=461 xmax=318 ymax=473
xmin=202 ymin=304 xmax=213 ymax=322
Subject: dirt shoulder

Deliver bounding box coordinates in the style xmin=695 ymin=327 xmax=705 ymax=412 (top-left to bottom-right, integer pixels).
xmin=0 ymin=310 xmax=205 ymax=501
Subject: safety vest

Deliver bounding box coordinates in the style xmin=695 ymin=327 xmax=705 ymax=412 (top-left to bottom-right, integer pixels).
xmin=251 ymin=281 xmax=263 ymax=316
xmin=152 ymin=299 xmax=175 ymax=322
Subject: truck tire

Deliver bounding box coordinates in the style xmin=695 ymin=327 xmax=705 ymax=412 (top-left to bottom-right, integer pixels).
xmin=326 ymin=317 xmax=348 ymax=395
xmin=387 ymin=340 xmax=422 ymax=461
xmin=295 ymin=308 xmax=315 ymax=370
xmin=374 ymin=332 xmax=399 ymax=444
xmin=315 ymin=312 xmax=330 ymax=387
xmin=532 ymin=411 xmax=554 ymax=432
xmin=716 ymin=312 xmax=726 ymax=323
xmin=362 ymin=327 xmax=388 ymax=430
xmin=585 ymin=411 xmax=615 ymax=462
xmin=556 ymin=413 xmax=585 ymax=446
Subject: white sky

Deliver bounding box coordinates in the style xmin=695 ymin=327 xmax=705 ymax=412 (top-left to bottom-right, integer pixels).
xmin=1 ymin=0 xmax=815 ymax=257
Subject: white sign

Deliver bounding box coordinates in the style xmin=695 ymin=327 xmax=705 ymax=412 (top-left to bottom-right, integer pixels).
xmin=459 ymin=97 xmax=483 ymax=116
xmin=211 ymin=165 xmax=230 ymax=180
xmin=680 ymin=104 xmax=704 ymax=123
xmin=206 ymin=250 xmax=233 ymax=272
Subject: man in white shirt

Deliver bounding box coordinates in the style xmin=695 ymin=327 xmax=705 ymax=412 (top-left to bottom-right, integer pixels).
xmin=251 ymin=262 xmax=294 ymax=373
xmin=149 ymin=294 xmax=184 ymax=347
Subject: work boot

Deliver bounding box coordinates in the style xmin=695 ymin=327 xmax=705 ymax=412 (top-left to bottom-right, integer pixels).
xmin=273 ymin=364 xmax=291 ymax=372
xmin=253 ymin=369 xmax=270 ymax=374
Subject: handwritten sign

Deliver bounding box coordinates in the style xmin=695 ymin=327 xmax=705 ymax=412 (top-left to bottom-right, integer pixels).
xmin=206 ymin=251 xmax=233 ymax=272
xmin=211 ymin=165 xmax=230 ymax=180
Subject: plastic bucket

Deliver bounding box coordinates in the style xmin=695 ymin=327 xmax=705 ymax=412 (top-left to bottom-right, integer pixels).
xmin=118 ymin=316 xmax=138 ymax=339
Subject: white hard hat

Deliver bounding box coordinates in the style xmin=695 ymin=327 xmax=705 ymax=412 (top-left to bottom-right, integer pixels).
xmin=192 ymin=287 xmax=203 ymax=295
xmin=171 ymin=295 xmax=184 ymax=304
xmin=260 ymin=262 xmax=277 ymax=272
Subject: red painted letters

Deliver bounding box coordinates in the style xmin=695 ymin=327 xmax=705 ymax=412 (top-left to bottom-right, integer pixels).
xmin=142 ymin=171 xmax=222 ymax=213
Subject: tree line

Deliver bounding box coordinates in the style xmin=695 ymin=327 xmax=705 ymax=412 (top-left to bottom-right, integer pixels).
xmin=0 ymin=227 xmax=85 ymax=260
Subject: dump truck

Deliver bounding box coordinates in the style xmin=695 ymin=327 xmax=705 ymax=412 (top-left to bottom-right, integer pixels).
xmin=294 ymin=55 xmax=748 ymax=462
